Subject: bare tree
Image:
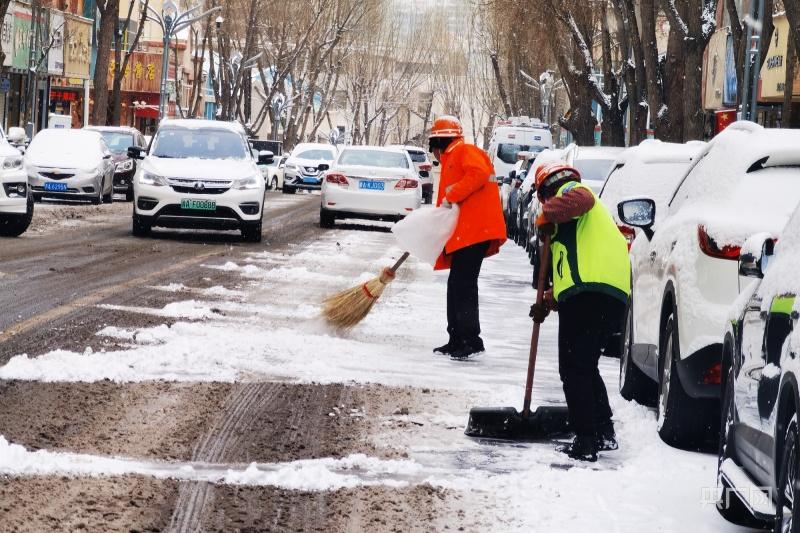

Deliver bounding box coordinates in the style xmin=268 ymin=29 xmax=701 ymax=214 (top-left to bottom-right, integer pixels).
xmin=92 ymin=0 xmax=121 ymax=125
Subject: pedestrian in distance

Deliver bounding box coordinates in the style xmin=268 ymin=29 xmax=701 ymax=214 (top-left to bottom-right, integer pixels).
xmin=529 ymin=162 xmax=631 ymax=461
xmin=428 ymin=116 xmax=507 ymax=360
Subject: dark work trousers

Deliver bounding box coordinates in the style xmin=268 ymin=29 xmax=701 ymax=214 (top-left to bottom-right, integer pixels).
xmin=557 ymin=291 xmax=626 ymax=436
xmin=446 ymin=241 xmax=491 ymax=345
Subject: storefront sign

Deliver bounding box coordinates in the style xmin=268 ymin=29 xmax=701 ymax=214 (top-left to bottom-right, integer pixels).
xmin=723 ymin=34 xmax=738 ymax=106
xmin=759 ymin=14 xmax=800 ymax=101
xmin=47 ymin=11 xmax=64 ymax=75
xmin=108 ymin=52 xmax=162 ymax=93
xmin=2 ymin=11 xmax=13 ymax=67
xmin=11 ymin=3 xmax=31 ymax=71
xmin=63 ymin=15 xmax=91 ymax=79
xmin=703 ymin=29 xmax=727 ymax=110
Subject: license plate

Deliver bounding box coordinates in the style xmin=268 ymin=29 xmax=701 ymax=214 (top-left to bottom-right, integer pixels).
xmin=44 ymin=182 xmax=67 ymax=192
xmin=302 ymin=176 xmax=319 ymax=184
xmin=359 ymin=180 xmax=384 ymax=191
xmin=181 ymin=199 xmax=216 ymax=211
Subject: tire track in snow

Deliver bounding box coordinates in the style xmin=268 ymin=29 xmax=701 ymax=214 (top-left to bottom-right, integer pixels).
xmin=168 ymin=382 xmax=281 ymax=532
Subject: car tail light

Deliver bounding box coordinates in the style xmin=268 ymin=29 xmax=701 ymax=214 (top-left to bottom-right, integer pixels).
xmin=702 ymin=362 xmax=722 ymax=385
xmin=325 ymin=173 xmax=349 ymax=187
xmin=618 ymin=225 xmax=636 ymax=250
xmin=420 ymin=163 xmax=432 ymax=171
xmin=395 ymin=179 xmax=418 ymax=189
xmin=697 ymin=225 xmax=741 ymax=260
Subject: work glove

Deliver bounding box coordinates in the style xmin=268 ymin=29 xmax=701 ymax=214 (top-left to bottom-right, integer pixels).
xmin=441 ymin=199 xmax=452 ymax=209
xmin=535 ymin=212 xmax=554 ymax=237
xmin=529 ymin=302 xmax=549 ymax=324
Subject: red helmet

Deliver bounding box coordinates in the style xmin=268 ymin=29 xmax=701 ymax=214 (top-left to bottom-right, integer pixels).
xmin=429 ymin=115 xmax=463 ymax=138
xmin=535 ymin=162 xmax=581 ymax=198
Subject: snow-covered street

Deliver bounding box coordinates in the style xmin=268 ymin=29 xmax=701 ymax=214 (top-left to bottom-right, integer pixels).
xmin=0 ymin=202 xmax=755 ymax=531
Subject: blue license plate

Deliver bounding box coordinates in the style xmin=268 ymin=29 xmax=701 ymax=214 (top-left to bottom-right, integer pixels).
xmin=359 ymin=180 xmax=384 ymax=191
xmin=302 ymin=177 xmax=319 ymax=184
xmin=44 ymin=182 xmax=68 ymax=192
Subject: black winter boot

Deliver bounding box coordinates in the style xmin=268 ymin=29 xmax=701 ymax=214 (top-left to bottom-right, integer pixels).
xmin=556 ymin=434 xmax=598 ymax=462
xmin=596 ymin=423 xmax=618 ymax=452
xmin=449 ymin=338 xmax=485 ymax=360
xmin=433 ymin=338 xmax=460 ymax=355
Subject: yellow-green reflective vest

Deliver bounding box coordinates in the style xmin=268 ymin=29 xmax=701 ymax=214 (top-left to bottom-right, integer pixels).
xmin=550 ymin=181 xmax=631 ymax=303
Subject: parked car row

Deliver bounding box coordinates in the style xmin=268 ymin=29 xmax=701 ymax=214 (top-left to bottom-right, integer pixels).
xmin=513 ymin=123 xmax=800 ymax=528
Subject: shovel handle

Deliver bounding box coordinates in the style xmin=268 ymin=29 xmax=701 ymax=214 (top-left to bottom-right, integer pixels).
xmin=522 ymin=233 xmax=551 ymax=417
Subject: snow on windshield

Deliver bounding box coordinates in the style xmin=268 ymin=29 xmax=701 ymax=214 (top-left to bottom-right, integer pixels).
xmin=601 ymin=161 xmax=689 ymax=222
xmin=26 ymin=131 xmax=102 ymax=167
xmin=152 ymin=128 xmax=247 ymax=160
xmin=98 ymin=132 xmax=134 ymax=152
xmin=338 ymin=150 xmax=409 ymax=169
xmin=295 ymin=149 xmax=335 ymax=161
xmin=573 ymin=158 xmax=614 ymax=182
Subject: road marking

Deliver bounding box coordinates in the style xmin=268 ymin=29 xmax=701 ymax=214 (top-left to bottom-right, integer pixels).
xmin=0 ymin=248 xmax=224 ymax=347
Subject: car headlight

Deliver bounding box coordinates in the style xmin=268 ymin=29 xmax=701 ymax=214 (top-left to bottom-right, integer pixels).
xmin=139 ymin=171 xmax=168 ymax=186
xmin=286 ymin=163 xmax=299 ymax=173
xmin=233 ymin=175 xmax=262 ymax=190
xmin=2 ymin=155 xmax=22 ymax=170
xmin=115 ymin=159 xmax=134 ymax=172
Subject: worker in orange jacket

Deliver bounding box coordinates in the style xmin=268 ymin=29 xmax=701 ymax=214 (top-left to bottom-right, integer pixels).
xmin=429 ymin=116 xmax=507 ymax=360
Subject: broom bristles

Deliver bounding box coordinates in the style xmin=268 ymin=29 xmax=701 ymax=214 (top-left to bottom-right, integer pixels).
xmin=323 ymin=267 xmax=396 ymax=329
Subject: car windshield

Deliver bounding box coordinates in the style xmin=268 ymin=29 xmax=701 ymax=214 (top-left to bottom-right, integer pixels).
xmin=573 ymin=158 xmax=615 ymax=182
xmin=406 ymin=150 xmax=427 ymax=163
xmin=497 ymin=143 xmax=532 ymax=165
xmin=97 ymin=132 xmax=134 ymax=152
xmin=295 ymin=149 xmax=335 ymax=161
xmin=338 ymin=150 xmax=409 ymax=169
xmin=152 ymin=128 xmax=247 ymax=159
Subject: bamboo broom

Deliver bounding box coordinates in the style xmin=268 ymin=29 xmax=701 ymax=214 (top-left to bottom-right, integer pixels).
xmin=322 ymin=252 xmax=411 ymax=329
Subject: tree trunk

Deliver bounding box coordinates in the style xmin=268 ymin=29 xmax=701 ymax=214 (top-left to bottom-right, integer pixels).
xmin=787 ymin=0 xmax=800 ymax=76
xmin=112 ymin=13 xmax=122 ymax=125
xmin=92 ymin=0 xmax=119 ymax=126
xmin=682 ymin=38 xmax=705 ymax=140
xmin=489 ymin=51 xmax=512 ymax=118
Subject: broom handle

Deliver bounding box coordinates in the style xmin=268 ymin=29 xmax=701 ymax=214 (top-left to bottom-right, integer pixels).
xmin=522 ymin=233 xmax=551 ymax=417
xmin=389 ymin=252 xmax=411 ymax=273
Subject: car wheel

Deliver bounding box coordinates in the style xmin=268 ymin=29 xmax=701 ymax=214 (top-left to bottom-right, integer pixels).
xmin=0 ymin=195 xmax=34 ymax=237
xmin=91 ymin=193 xmax=102 ymax=205
xmin=619 ymin=302 xmax=656 ymax=405
xmin=126 ymin=188 xmax=134 ymax=202
xmin=132 ymin=213 xmax=151 ymax=237
xmin=320 ymin=207 xmax=335 ymax=229
xmin=775 ymin=413 xmax=799 ymax=533
xmin=271 ymin=177 xmax=278 ymax=191
xmin=657 ymin=313 xmax=718 ymax=449
xmin=283 ymin=185 xmax=295 ymax=195
xmin=103 ymin=190 xmax=113 ymax=203
xmin=241 ymin=221 xmax=263 ymax=243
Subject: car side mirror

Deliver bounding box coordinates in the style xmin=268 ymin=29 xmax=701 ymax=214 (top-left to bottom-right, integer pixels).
xmin=739 ymin=233 xmax=775 ymax=278
xmin=618 ymin=198 xmax=656 ymax=240
xmin=418 ymin=170 xmax=429 ymax=178
xmin=128 ymin=146 xmax=145 ymax=160
xmin=258 ymin=150 xmax=274 ymax=165
xmin=317 ymin=163 xmax=330 ymax=171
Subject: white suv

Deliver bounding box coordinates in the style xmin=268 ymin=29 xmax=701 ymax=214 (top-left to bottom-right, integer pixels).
xmin=617 ymin=122 xmax=800 ymax=448
xmin=0 ymin=132 xmax=30 ymax=237
xmin=282 ymin=143 xmax=337 ymax=194
xmin=129 ymin=119 xmax=270 ymax=242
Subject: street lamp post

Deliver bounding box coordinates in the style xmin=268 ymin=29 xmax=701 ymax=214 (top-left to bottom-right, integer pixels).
xmin=142 ymin=0 xmax=222 ymax=121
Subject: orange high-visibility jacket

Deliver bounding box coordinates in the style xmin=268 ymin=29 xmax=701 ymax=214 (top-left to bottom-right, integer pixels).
xmin=434 ymin=138 xmax=507 ymax=270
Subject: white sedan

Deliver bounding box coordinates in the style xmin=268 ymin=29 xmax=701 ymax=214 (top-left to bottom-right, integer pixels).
xmin=319 ymin=146 xmax=421 ymax=228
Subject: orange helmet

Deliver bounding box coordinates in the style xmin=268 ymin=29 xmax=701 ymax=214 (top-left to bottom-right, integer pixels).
xmin=535 ymin=162 xmax=581 ymax=198
xmin=429 ymin=115 xmax=463 ymax=138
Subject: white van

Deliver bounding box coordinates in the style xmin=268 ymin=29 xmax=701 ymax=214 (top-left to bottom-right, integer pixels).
xmin=487 ymin=117 xmax=553 ymax=180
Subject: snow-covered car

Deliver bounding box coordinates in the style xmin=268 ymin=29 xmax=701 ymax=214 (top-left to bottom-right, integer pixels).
xmin=716 ymin=210 xmax=800 ymax=529
xmin=282 ymin=143 xmax=337 ymax=194
xmin=26 ymin=129 xmax=115 ymax=204
xmin=319 ymin=145 xmax=421 ymax=228
xmin=617 ymin=122 xmax=800 ymax=449
xmin=128 ymin=119 xmax=271 ymax=242
xmin=599 ymin=140 xmax=706 ymax=249
xmin=85 ymin=126 xmax=147 ymax=201
xmin=0 ymin=131 xmax=31 ymax=237
xmin=266 ymin=155 xmax=287 ymax=191
xmin=391 ymin=145 xmax=434 ymax=204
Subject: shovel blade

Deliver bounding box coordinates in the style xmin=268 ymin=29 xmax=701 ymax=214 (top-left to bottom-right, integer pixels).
xmin=465 ymin=405 xmax=571 ymax=441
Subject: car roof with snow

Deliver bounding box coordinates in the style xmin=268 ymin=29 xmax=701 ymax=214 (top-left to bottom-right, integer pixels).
xmin=84 ymin=126 xmax=140 ymax=134
xmin=157 ymin=119 xmax=246 ymax=134
xmin=611 ymin=139 xmax=705 ymax=166
xmin=340 ymin=145 xmax=407 ymax=153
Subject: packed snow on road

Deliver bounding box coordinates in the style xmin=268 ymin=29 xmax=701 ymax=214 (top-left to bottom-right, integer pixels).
xmin=0 ymin=219 xmax=745 ymax=532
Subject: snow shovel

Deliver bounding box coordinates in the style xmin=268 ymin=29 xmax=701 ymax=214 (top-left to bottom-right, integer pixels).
xmin=464 ymin=233 xmax=571 ymax=440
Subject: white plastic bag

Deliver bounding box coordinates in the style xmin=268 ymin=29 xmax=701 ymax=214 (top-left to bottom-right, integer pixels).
xmin=392 ymin=205 xmax=460 ymax=266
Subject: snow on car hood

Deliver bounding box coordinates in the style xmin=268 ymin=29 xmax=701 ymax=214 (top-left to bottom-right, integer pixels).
xmin=332 ymin=164 xmax=414 ymax=179
xmin=755 ymin=206 xmax=800 ymax=310
xmin=0 ymin=141 xmax=20 ymax=158
xmin=144 ymin=157 xmax=257 ymax=180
